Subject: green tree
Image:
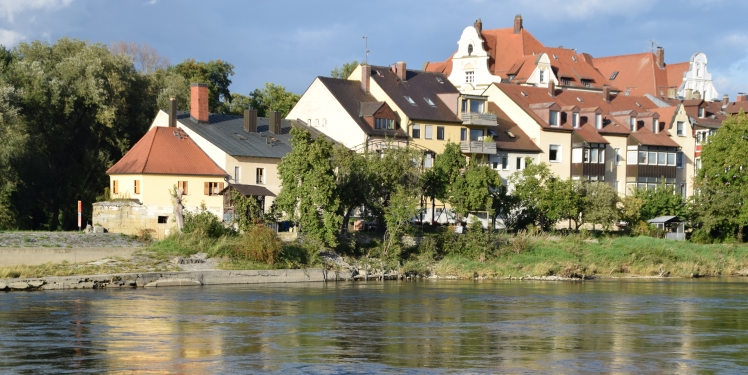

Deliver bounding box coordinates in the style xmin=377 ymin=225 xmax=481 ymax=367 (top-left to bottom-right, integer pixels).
xmin=0 ymin=84 xmax=25 ymax=228
xmin=366 ymin=143 xmax=422 ymax=225
xmin=231 ymin=190 xmax=264 ymax=232
xmin=221 ymin=92 xmax=252 ymax=116
xmin=172 ymin=58 xmax=234 ymax=113
xmin=582 ymin=182 xmax=619 ymax=231
xmin=248 ymin=82 xmax=300 ymax=118
xmin=154 ymin=70 xmax=190 ymax=111
xmin=695 ymin=111 xmax=748 ymax=240
xmin=378 ymin=185 xmax=420 ymax=272
xmin=330 ymin=60 xmax=359 ymax=79
xmin=422 ymin=142 xmax=465 ymax=222
xmin=1 ymin=38 xmax=156 ymax=230
xmin=632 ymin=182 xmax=687 ymax=221
xmin=275 ymin=127 xmax=341 ymax=248
xmin=450 ymin=161 xmax=502 ymax=219
xmin=508 ymin=161 xmax=559 ymax=231
xmin=333 ymin=144 xmax=372 ymax=234
xmin=549 ymin=178 xmax=585 ymax=229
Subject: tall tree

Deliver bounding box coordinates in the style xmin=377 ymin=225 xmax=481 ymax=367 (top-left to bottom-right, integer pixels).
xmin=172 ymin=58 xmax=234 ymax=112
xmin=330 ymin=60 xmax=359 ymax=79
xmin=248 ymin=82 xmax=300 ymax=118
xmin=450 ymin=161 xmax=502 ymax=219
xmin=333 ymin=144 xmax=372 ymax=234
xmin=1 ymin=38 xmax=156 ymax=230
xmin=508 ymin=161 xmax=559 ymax=231
xmin=582 ymin=182 xmax=619 ymax=231
xmin=275 ymin=127 xmax=341 ymax=247
xmin=109 ymin=41 xmax=168 ymax=74
xmin=424 ymin=141 xmax=466 ymax=222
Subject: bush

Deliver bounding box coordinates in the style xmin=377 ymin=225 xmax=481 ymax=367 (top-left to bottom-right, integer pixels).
xmin=232 ymin=225 xmax=282 ymax=265
xmin=182 ymin=203 xmax=228 ymax=239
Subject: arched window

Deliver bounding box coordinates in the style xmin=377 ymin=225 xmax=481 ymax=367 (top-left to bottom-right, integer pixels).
xmin=467 ymin=44 xmax=473 ymax=56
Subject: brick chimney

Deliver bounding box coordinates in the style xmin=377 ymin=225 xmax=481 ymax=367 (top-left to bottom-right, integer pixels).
xmin=396 ymin=61 xmax=406 ymax=81
xmin=168 ymin=97 xmax=177 ymax=128
xmin=548 ymin=80 xmax=555 ymax=98
xmin=190 ymin=83 xmax=209 ymax=124
xmin=737 ymin=93 xmax=747 ymax=102
xmin=361 ymin=64 xmax=370 ymax=93
xmin=474 ymin=18 xmax=482 ymax=34
xmin=656 ymin=47 xmax=665 ymax=69
xmin=244 ymin=109 xmax=257 ymax=133
xmin=269 ymin=111 xmax=281 ymax=134
xmin=513 ymin=14 xmax=523 ymax=34
xmin=602 ymin=85 xmax=611 ymax=102
xmin=722 ymin=94 xmax=729 ymax=106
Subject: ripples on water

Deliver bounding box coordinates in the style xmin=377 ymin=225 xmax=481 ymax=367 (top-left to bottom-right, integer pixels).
xmin=1 ymin=279 xmax=748 ymax=374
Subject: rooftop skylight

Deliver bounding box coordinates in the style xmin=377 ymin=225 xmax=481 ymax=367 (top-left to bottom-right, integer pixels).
xmin=423 ymin=97 xmax=436 ymax=107
xmin=404 ymin=96 xmax=417 ymax=106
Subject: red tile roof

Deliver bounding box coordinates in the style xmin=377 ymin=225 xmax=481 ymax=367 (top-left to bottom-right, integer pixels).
xmin=107 ymin=127 xmax=226 ymax=176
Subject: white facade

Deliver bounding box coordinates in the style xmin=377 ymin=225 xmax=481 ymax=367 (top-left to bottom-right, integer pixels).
xmin=447 ymin=26 xmax=503 ymax=94
xmin=524 ymin=53 xmax=557 ymax=88
xmin=489 ymin=152 xmax=538 ymax=190
xmin=677 ymin=52 xmax=719 ymax=101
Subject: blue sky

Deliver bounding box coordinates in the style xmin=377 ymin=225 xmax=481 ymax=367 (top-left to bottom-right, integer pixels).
xmin=1 ymin=0 xmax=747 ymax=99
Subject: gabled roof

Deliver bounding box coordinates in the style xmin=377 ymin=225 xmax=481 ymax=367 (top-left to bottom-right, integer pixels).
xmin=107 ymin=127 xmax=226 ymax=176
xmin=360 ymin=102 xmax=385 ymax=116
xmin=575 ymin=123 xmax=609 ymax=144
xmin=176 ymin=112 xmax=331 ymax=159
xmin=488 ymin=102 xmax=542 ymax=152
xmin=368 ymin=65 xmax=462 ymax=123
xmin=317 ymin=77 xmax=408 ymax=138
xmin=593 ymin=52 xmax=678 ymax=97
xmin=629 ymin=125 xmax=680 ymax=147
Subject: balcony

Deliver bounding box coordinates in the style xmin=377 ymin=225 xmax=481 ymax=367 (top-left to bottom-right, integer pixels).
xmin=460 ymin=140 xmax=496 ymax=154
xmin=461 ymin=113 xmax=497 ymax=126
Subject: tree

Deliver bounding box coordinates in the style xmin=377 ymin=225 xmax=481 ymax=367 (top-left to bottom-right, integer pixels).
xmin=508 ymin=161 xmax=559 ymax=231
xmin=231 ymin=190 xmax=264 ymax=233
xmin=378 ymin=185 xmax=420 ymax=273
xmin=423 ymin=142 xmax=465 ymax=222
xmin=582 ymin=182 xmax=619 ymax=231
xmin=632 ymin=182 xmax=687 ymax=221
xmin=1 ymin=38 xmax=156 ymax=230
xmin=0 ymin=84 xmax=25 ymax=228
xmin=275 ymin=127 xmax=341 ymax=248
xmin=333 ymin=144 xmax=372 ymax=234
xmin=109 ymin=41 xmax=168 ymax=74
xmin=450 ymin=161 xmax=502 ymax=220
xmin=548 ymin=178 xmax=585 ymax=229
xmin=695 ymin=111 xmax=748 ymax=240
xmin=154 ymin=70 xmax=190 ymax=111
xmin=221 ymin=92 xmax=252 ymax=116
xmin=365 ymin=143 xmax=422 ymax=225
xmin=330 ymin=60 xmax=359 ymax=79
xmin=248 ymin=82 xmax=300 ymax=118
xmin=172 ymin=58 xmax=234 ymax=112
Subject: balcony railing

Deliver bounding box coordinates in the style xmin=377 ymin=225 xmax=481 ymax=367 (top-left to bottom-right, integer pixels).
xmin=460 ymin=141 xmax=496 ymax=154
xmin=461 ymin=113 xmax=497 ymax=126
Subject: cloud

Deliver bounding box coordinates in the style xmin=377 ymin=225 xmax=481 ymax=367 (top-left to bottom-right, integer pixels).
xmin=0 ymin=0 xmax=74 ymax=22
xmin=712 ymin=54 xmax=748 ymax=96
xmin=0 ymin=28 xmax=24 ymax=46
xmin=145 ymin=0 xmax=158 ymax=5
xmin=720 ymin=33 xmax=748 ymax=51
xmin=507 ymin=0 xmax=656 ymax=20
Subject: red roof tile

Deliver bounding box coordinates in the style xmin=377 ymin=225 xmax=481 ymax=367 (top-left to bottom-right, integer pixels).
xmin=107 ymin=127 xmax=226 ymax=176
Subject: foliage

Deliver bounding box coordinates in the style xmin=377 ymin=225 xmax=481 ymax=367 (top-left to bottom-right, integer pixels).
xmin=221 ymin=92 xmax=252 ymax=116
xmin=0 ymin=38 xmax=157 ymax=230
xmin=618 ymin=195 xmax=644 ymax=227
xmin=333 ymin=145 xmax=372 ymax=233
xmin=582 ymin=182 xmax=619 ymax=230
xmin=231 ymin=190 xmax=264 ymax=232
xmin=172 ymin=58 xmax=234 ymax=113
xmin=275 ymin=127 xmax=341 ymax=247
xmin=378 ymin=185 xmax=420 ymax=268
xmin=631 ymin=181 xmax=688 ymax=221
xmin=330 ymin=60 xmax=359 ymax=79
xmin=365 ymin=142 xmax=422 ymax=224
xmin=695 ymin=111 xmax=748 ymax=241
xmin=109 ymin=41 xmax=168 ymax=74
xmin=450 ymin=161 xmax=501 ymax=217
xmin=182 ymin=202 xmax=228 ymax=239
xmin=248 ymin=82 xmax=300 ymax=118
xmin=154 ymin=70 xmax=191 ymax=111
xmin=508 ymin=161 xmax=560 ymax=231
xmin=231 ymin=225 xmax=282 ymax=265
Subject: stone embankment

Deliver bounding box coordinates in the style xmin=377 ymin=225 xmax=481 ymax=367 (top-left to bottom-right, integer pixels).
xmin=0 ymin=268 xmax=326 ymax=291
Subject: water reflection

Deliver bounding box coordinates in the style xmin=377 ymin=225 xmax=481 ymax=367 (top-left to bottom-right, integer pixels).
xmin=1 ymin=279 xmax=748 ymax=373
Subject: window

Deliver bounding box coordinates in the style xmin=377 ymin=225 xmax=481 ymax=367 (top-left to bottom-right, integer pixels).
xmin=595 ymin=114 xmax=602 ymax=129
xmin=676 ymin=152 xmax=684 ymax=168
xmin=572 ymin=149 xmax=582 ymax=163
xmin=424 ymin=97 xmax=436 ymax=107
xmin=549 ymin=144 xmax=561 ymax=162
xmin=323 ymin=118 xmax=327 ymax=127
xmin=112 ymin=180 xmax=118 ymax=194
xmin=412 ymin=124 xmax=420 ymax=139
xmin=572 ymin=113 xmax=579 ymax=128
xmin=205 ymin=182 xmax=223 ymax=196
xmin=467 ymin=44 xmax=473 ymax=55
xmin=695 ymin=157 xmax=701 ymax=170
xmin=436 ymin=126 xmax=445 ymax=140
xmin=178 ymin=181 xmax=189 ymax=195
xmin=234 ymin=166 xmax=241 ymax=182
xmin=158 ymin=216 xmax=168 ymax=224
xmin=256 ymin=168 xmax=265 ymax=184
xmin=465 ymin=71 xmax=474 ymax=83
xmin=315 ymin=119 xmax=319 ymax=127
xmin=638 ymin=151 xmax=648 ymax=164
xmin=375 ymin=118 xmax=394 ymax=129
xmin=424 ymin=153 xmax=433 ymax=169
xmin=549 ymin=111 xmax=559 ymax=126
xmin=516 ymin=157 xmax=522 ymax=170
xmin=630 ymin=117 xmax=636 ymax=131
xmin=404 ymin=96 xmax=417 ymax=106
xmin=561 ymin=78 xmax=570 ymax=86
xmin=681 ymin=183 xmax=687 ymax=198
xmin=502 ymin=157 xmax=508 ymax=170
xmin=657 ymin=152 xmax=666 ymax=165
xmin=461 ymin=99 xmax=468 ymax=113
xmin=653 ymin=119 xmax=659 ymax=133
xmin=667 ymin=153 xmax=676 ymax=166
xmin=470 ymin=100 xmax=485 ymax=114
xmin=539 ymin=70 xmax=545 ymax=83
xmin=470 ymin=129 xmax=483 ymax=141
xmin=307 ymin=118 xmax=311 ymax=126
xmin=460 ymin=128 xmax=467 ymax=141
xmin=615 ymin=181 xmax=620 ymax=193
xmin=583 ymin=149 xmax=589 ymax=163
xmin=614 ymin=148 xmax=621 ymax=165
xmin=648 ymin=152 xmax=657 ymax=165
xmin=134 ymin=180 xmax=140 ymax=194
xmin=698 ymin=107 xmax=705 ymax=118
xmin=590 ymin=149 xmax=598 ymax=164
xmin=676 ymin=121 xmax=684 ymax=136
xmin=425 ymin=125 xmax=433 ymax=140
xmin=610 ymin=71 xmax=619 ymax=80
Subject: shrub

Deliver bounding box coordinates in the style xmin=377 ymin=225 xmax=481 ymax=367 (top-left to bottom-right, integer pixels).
xmin=232 ymin=225 xmax=282 ymax=265
xmin=137 ymin=228 xmax=155 ymax=242
xmin=183 ymin=202 xmax=228 ymax=239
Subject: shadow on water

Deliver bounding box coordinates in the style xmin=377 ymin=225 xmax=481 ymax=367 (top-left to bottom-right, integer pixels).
xmin=1 ymin=278 xmax=748 ymax=373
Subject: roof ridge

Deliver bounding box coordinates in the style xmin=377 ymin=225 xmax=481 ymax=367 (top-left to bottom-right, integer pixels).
xmin=140 ymin=127 xmax=160 ymax=173
xmin=595 ymin=51 xmax=654 ymax=61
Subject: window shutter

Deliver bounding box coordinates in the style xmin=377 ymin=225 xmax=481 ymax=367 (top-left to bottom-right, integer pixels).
xmin=219 ymin=182 xmax=224 ymax=191
xmin=183 ymin=181 xmax=188 ymax=195
xmin=204 ymin=182 xmax=209 ymax=195
xmin=113 ymin=180 xmax=118 ymax=194
xmin=134 ymin=180 xmax=140 ymax=194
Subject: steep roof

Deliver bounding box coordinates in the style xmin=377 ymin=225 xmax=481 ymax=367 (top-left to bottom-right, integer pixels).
xmin=176 ymin=112 xmax=332 ymax=159
xmin=593 ymin=52 xmax=686 ymax=97
xmin=368 ymin=65 xmax=462 ymax=123
xmin=107 ymin=127 xmax=226 ymax=176
xmin=488 ymin=102 xmax=542 ymax=152
xmin=629 ymin=126 xmax=680 ymax=147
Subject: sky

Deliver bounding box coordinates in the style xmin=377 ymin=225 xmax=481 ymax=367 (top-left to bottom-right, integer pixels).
xmin=1 ymin=0 xmax=747 ymax=99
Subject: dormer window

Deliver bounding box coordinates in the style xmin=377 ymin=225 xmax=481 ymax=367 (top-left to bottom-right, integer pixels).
xmin=424 ymin=97 xmax=436 ymax=107
xmin=549 ymin=111 xmax=559 ymax=126
xmin=653 ymin=119 xmax=659 ymax=134
xmin=595 ymin=114 xmax=602 ymax=129
xmin=404 ymin=96 xmax=416 ymax=106
xmin=629 ymin=117 xmax=635 ymax=131
xmin=581 ymin=79 xmax=592 ymax=87
xmin=561 ymin=78 xmax=570 ymax=86
xmin=375 ymin=118 xmax=395 ymax=130
xmin=572 ymin=113 xmax=579 ymax=128
xmin=699 ymin=107 xmax=705 ymax=118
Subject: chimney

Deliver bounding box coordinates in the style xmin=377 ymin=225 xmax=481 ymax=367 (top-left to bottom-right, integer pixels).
xmin=667 ymin=88 xmax=676 ymax=99
xmin=396 ymin=61 xmax=406 ymax=81
xmin=737 ymin=93 xmax=747 ymax=102
xmin=722 ymin=94 xmax=730 ymax=106
xmin=361 ymin=64 xmax=370 ymax=93
xmin=190 ymin=83 xmax=209 ymax=124
xmin=693 ymin=91 xmax=701 ymax=100
xmin=244 ymin=109 xmax=257 ymax=133
xmin=269 ymin=111 xmax=281 ymax=134
xmin=548 ymin=80 xmax=555 ymax=98
xmin=656 ymin=47 xmax=665 ymax=69
xmin=685 ymin=88 xmax=693 ymax=100
xmin=168 ymin=97 xmax=177 ymax=128
xmin=602 ymin=85 xmax=611 ymax=102
xmin=474 ymin=18 xmax=482 ymax=34
xmin=513 ymin=14 xmax=523 ymax=34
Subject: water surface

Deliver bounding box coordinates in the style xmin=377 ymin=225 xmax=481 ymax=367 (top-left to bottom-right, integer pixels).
xmin=1 ymin=279 xmax=748 ymax=374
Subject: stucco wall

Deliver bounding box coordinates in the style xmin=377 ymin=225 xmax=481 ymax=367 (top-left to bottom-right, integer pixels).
xmin=109 ymin=174 xmax=224 ymax=216
xmin=226 ymin=155 xmax=280 ymax=212
xmin=93 ymin=201 xmax=175 ymax=239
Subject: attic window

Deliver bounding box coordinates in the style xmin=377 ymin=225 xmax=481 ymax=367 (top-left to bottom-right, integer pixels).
xmin=561 ymin=78 xmax=570 ymax=86
xmin=506 ymin=131 xmax=516 ymax=138
xmin=232 ymin=133 xmax=247 ymax=140
xmin=576 ymin=97 xmax=583 ymax=102
xmin=404 ymin=96 xmax=417 ymax=106
xmin=423 ymin=97 xmax=436 ymax=107
xmin=635 ymin=102 xmax=642 ymax=107
xmin=468 ymin=44 xmax=473 ymax=55
xmin=625 ymin=89 xmax=631 ymax=96
xmin=581 ymin=79 xmax=592 ymax=87
xmin=374 ymin=70 xmax=383 ymax=77
xmin=610 ymin=71 xmax=619 ymax=80
xmin=436 ymin=77 xmax=444 ymax=83
xmin=572 ymin=55 xmax=577 ymax=62
xmin=552 ymin=54 xmax=558 ymax=60
xmin=521 ymin=91 xmax=528 ymax=97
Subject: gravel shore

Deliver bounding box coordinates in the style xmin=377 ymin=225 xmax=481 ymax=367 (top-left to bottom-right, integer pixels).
xmin=0 ymin=232 xmax=144 ymax=248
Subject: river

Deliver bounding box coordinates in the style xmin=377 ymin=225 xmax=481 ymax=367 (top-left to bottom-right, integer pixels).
xmin=1 ymin=279 xmax=747 ymax=374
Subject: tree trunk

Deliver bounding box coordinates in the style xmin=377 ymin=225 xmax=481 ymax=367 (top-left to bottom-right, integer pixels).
xmin=49 ymin=202 xmax=60 ymax=231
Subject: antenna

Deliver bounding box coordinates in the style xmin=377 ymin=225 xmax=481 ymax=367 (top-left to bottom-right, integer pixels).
xmin=363 ymin=36 xmax=369 ymax=65
xmin=647 ymin=38 xmax=659 ymax=52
